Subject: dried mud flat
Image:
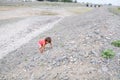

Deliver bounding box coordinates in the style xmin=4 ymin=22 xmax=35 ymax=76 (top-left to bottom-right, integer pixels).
xmin=0 ymin=2 xmax=120 ymax=80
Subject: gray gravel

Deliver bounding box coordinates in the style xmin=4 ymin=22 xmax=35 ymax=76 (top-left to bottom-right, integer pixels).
xmin=0 ymin=7 xmax=120 ymax=80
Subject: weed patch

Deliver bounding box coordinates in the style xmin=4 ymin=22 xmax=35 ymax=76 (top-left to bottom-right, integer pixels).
xmin=111 ymin=40 xmax=120 ymax=47
xmin=102 ymin=49 xmax=115 ymax=59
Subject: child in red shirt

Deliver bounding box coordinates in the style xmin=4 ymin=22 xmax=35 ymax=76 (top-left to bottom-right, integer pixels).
xmin=38 ymin=37 xmax=52 ymax=53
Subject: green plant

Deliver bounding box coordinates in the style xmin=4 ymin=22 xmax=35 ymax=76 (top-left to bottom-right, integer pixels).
xmin=111 ymin=40 xmax=120 ymax=47
xmin=102 ymin=49 xmax=115 ymax=59
xmin=118 ymin=7 xmax=120 ymax=10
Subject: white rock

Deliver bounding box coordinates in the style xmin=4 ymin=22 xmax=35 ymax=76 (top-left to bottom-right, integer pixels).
xmin=102 ymin=65 xmax=108 ymax=72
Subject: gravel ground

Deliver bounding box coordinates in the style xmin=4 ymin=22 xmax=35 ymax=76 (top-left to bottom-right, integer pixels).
xmin=0 ymin=7 xmax=120 ymax=80
xmin=0 ymin=15 xmax=62 ymax=59
xmin=0 ymin=4 xmax=91 ymax=59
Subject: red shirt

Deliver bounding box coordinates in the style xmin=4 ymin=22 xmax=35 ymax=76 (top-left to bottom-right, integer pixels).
xmin=38 ymin=39 xmax=45 ymax=46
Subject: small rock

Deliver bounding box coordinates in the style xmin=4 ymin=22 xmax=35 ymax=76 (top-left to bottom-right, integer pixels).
xmin=53 ymin=73 xmax=59 ymax=79
xmin=30 ymin=73 xmax=34 ymax=80
xmin=58 ymin=37 xmax=61 ymax=40
xmin=117 ymin=59 xmax=120 ymax=65
xmin=88 ymin=34 xmax=93 ymax=38
xmin=69 ymin=41 xmax=75 ymax=44
xmin=47 ymin=66 xmax=53 ymax=70
xmin=59 ymin=75 xmax=69 ymax=80
xmin=52 ymin=60 xmax=57 ymax=66
xmin=56 ymin=62 xmax=61 ymax=66
xmin=90 ymin=50 xmax=98 ymax=57
xmin=94 ymin=29 xmax=100 ymax=34
xmin=116 ymin=53 xmax=120 ymax=57
xmin=90 ymin=59 xmax=97 ymax=64
xmin=102 ymin=65 xmax=108 ymax=72
xmin=117 ymin=74 xmax=120 ymax=79
xmin=85 ymin=37 xmax=90 ymax=40
xmin=84 ymin=52 xmax=89 ymax=58
xmin=105 ymin=37 xmax=111 ymax=40
xmin=70 ymin=56 xmax=77 ymax=63
xmin=98 ymin=69 xmax=102 ymax=73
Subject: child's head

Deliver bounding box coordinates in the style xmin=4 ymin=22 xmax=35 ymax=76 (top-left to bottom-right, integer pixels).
xmin=45 ymin=37 xmax=52 ymax=44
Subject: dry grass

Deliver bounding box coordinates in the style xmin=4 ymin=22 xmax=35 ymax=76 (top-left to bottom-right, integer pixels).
xmin=0 ymin=2 xmax=93 ymax=20
xmin=26 ymin=10 xmax=58 ymax=16
xmin=40 ymin=10 xmax=58 ymax=15
xmin=0 ymin=6 xmax=17 ymax=11
xmin=66 ymin=7 xmax=92 ymax=14
xmin=109 ymin=7 xmax=120 ymax=15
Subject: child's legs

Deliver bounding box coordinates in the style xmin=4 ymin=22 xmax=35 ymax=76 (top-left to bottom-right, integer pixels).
xmin=38 ymin=44 xmax=42 ymax=53
xmin=38 ymin=43 xmax=45 ymax=53
xmin=39 ymin=46 xmax=42 ymax=52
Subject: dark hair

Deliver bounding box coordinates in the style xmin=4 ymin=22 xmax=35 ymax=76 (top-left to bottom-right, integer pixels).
xmin=45 ymin=37 xmax=52 ymax=43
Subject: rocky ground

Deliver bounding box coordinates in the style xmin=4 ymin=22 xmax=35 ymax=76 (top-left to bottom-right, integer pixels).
xmin=0 ymin=4 xmax=120 ymax=80
xmin=0 ymin=3 xmax=91 ymax=59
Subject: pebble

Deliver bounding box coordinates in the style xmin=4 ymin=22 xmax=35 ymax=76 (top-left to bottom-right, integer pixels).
xmin=101 ymin=65 xmax=108 ymax=72
xmin=90 ymin=59 xmax=97 ymax=64
xmin=98 ymin=69 xmax=102 ymax=73
xmin=47 ymin=65 xmax=53 ymax=70
xmin=59 ymin=74 xmax=69 ymax=80
xmin=94 ymin=30 xmax=100 ymax=35
xmin=70 ymin=56 xmax=77 ymax=63
xmin=52 ymin=60 xmax=57 ymax=66
xmin=90 ymin=50 xmax=98 ymax=57
xmin=30 ymin=73 xmax=34 ymax=80
xmin=105 ymin=37 xmax=111 ymax=40
xmin=116 ymin=53 xmax=120 ymax=57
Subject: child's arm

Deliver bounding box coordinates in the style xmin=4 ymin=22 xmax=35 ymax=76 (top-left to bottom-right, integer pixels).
xmin=50 ymin=43 xmax=52 ymax=48
xmin=43 ymin=45 xmax=45 ymax=51
xmin=40 ymin=45 xmax=45 ymax=53
xmin=39 ymin=47 xmax=43 ymax=53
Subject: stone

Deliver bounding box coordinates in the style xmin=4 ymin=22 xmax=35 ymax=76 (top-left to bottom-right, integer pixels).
xmin=30 ymin=73 xmax=34 ymax=80
xmin=90 ymin=50 xmax=98 ymax=57
xmin=53 ymin=73 xmax=59 ymax=79
xmin=116 ymin=53 xmax=120 ymax=57
xmin=94 ymin=30 xmax=100 ymax=35
xmin=102 ymin=65 xmax=108 ymax=72
xmin=105 ymin=37 xmax=111 ymax=40
xmin=56 ymin=62 xmax=61 ymax=66
xmin=90 ymin=59 xmax=97 ymax=64
xmin=59 ymin=75 xmax=69 ymax=80
xmin=98 ymin=69 xmax=102 ymax=73
xmin=52 ymin=60 xmax=57 ymax=66
xmin=70 ymin=56 xmax=77 ymax=63
xmin=47 ymin=66 xmax=53 ymax=70
xmin=69 ymin=41 xmax=75 ymax=44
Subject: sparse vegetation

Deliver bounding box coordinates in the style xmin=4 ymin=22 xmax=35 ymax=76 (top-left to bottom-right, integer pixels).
xmin=109 ymin=7 xmax=120 ymax=16
xmin=67 ymin=7 xmax=92 ymax=14
xmin=40 ymin=11 xmax=58 ymax=15
xmin=102 ymin=49 xmax=115 ymax=59
xmin=101 ymin=40 xmax=120 ymax=59
xmin=111 ymin=40 xmax=120 ymax=47
xmin=118 ymin=7 xmax=120 ymax=11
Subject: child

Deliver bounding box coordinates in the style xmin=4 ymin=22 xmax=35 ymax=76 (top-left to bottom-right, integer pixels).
xmin=38 ymin=37 xmax=52 ymax=53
